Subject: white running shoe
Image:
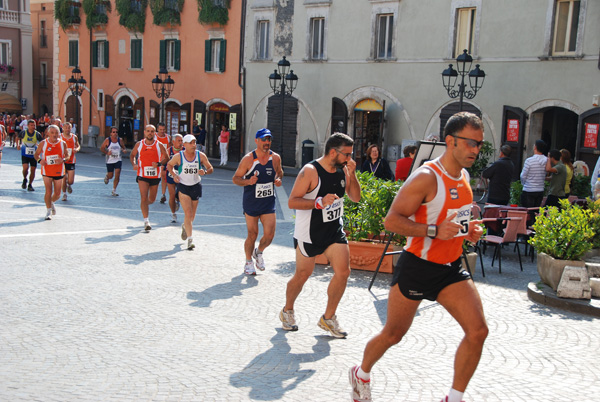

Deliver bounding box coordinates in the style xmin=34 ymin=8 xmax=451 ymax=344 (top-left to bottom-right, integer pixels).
xmin=45 ymin=210 xmax=52 ymax=220
xmin=171 ymin=213 xmax=177 ymax=223
xmin=244 ymin=261 xmax=256 ymax=275
xmin=104 ymin=174 xmax=109 ymax=185
xmin=51 ymin=202 xmax=56 ymax=215
xmin=62 ymin=193 xmax=67 ymax=201
xmin=111 ymin=190 xmax=119 ymax=197
xmin=279 ymin=308 xmax=298 ymax=331
xmin=252 ymin=248 xmax=266 ymax=271
xmin=318 ymin=315 xmax=348 ymax=338
xmin=144 ymin=221 xmax=152 ymax=231
xmin=349 ymin=365 xmax=372 ymax=402
xmin=187 ymin=238 xmax=195 ymax=250
xmin=67 ymin=184 xmax=72 ymax=194
xmin=181 ymin=224 xmax=187 ymax=240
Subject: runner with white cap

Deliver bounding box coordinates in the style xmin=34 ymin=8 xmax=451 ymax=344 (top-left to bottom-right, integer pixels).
xmin=167 ymin=134 xmax=213 ymax=250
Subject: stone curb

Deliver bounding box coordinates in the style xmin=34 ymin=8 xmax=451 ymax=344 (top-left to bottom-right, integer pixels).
xmin=527 ymin=281 xmax=600 ymax=317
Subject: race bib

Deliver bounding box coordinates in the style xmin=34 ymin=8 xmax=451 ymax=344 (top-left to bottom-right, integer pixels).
xmin=447 ymin=205 xmax=471 ymax=237
xmin=109 ymin=151 xmax=120 ymax=159
xmin=255 ymin=182 xmax=274 ymax=198
xmin=322 ymin=198 xmax=344 ymax=223
xmin=144 ymin=166 xmax=157 ymax=176
xmin=46 ymin=154 xmax=59 ymax=165
xmin=25 ymin=146 xmax=35 ymax=155
xmin=182 ymin=166 xmax=198 ymax=175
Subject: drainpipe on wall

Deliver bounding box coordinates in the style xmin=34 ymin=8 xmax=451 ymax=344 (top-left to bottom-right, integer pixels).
xmin=238 ymin=0 xmax=247 ymax=159
xmin=88 ymin=27 xmax=92 ymax=141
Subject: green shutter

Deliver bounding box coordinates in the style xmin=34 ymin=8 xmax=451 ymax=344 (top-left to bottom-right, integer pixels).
xmin=130 ymin=40 xmax=136 ymax=68
xmin=69 ymin=40 xmax=78 ymax=67
xmin=131 ymin=39 xmax=142 ymax=69
xmin=174 ymin=40 xmax=181 ymax=71
xmin=104 ymin=41 xmax=109 ymax=68
xmin=92 ymin=41 xmax=98 ymax=67
xmin=204 ymin=40 xmax=211 ymax=72
xmin=219 ymin=40 xmax=226 ymax=72
xmin=159 ymin=40 xmax=166 ymax=69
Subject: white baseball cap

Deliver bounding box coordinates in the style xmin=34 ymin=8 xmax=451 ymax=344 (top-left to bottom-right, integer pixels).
xmin=183 ymin=134 xmax=196 ymax=143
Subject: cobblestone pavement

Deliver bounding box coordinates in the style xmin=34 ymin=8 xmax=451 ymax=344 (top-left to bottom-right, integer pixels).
xmin=0 ymin=146 xmax=599 ymax=402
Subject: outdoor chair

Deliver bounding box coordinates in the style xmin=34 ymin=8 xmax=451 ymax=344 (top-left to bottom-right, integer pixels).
xmin=478 ymin=213 xmax=523 ymax=274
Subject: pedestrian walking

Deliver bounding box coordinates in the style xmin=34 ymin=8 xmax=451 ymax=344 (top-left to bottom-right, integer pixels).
xmin=349 ymin=112 xmax=487 ymax=402
xmin=280 ymin=132 xmax=361 ymax=338
xmin=232 ymin=128 xmax=284 ymax=275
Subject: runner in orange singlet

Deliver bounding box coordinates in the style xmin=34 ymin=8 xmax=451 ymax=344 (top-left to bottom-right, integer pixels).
xmin=129 ymin=124 xmax=168 ymax=231
xmin=350 ymin=112 xmax=487 ymax=402
xmin=156 ymin=122 xmax=171 ymax=204
xmin=60 ymin=122 xmax=81 ymax=201
xmin=34 ymin=125 xmax=67 ymax=220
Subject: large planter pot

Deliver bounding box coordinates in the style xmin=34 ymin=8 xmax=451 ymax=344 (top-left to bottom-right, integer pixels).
xmin=315 ymin=241 xmax=401 ymax=273
xmin=537 ymin=252 xmax=586 ymax=291
xmin=461 ymin=252 xmax=478 ymax=277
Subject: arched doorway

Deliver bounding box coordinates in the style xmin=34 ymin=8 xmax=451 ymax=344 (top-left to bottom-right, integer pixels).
xmin=439 ymin=102 xmax=482 ymax=138
xmin=165 ymin=101 xmax=182 ymax=137
xmin=353 ymin=99 xmax=385 ymax=168
xmin=529 ymin=107 xmax=578 ymax=157
xmin=65 ymin=95 xmax=81 ymax=136
xmin=208 ymin=102 xmax=230 ymax=159
xmin=117 ymin=96 xmax=134 ymax=146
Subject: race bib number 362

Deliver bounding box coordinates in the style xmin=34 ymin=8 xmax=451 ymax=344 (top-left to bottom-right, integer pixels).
xmin=322 ymin=198 xmax=344 ymax=223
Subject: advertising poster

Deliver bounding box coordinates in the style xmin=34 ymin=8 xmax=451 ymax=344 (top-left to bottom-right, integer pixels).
xmin=229 ymin=113 xmax=237 ymax=130
xmin=584 ymin=123 xmax=599 ymax=148
xmin=506 ymin=119 xmax=519 ymax=142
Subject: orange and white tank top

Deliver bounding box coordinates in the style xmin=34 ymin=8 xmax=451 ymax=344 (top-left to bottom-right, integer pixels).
xmin=40 ymin=139 xmax=66 ymax=177
xmin=405 ymin=158 xmax=473 ymax=265
xmin=136 ymin=139 xmax=162 ymax=179
xmin=156 ymin=134 xmax=169 ymax=150
xmin=62 ymin=133 xmax=76 ymax=163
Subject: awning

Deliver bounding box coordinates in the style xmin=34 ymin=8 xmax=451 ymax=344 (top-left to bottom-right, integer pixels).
xmin=0 ymin=93 xmax=23 ymax=113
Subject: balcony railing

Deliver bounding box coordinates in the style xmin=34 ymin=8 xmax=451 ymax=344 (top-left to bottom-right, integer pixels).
xmin=0 ymin=9 xmax=19 ymax=23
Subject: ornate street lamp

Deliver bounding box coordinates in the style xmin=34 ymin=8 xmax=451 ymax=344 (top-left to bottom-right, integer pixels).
xmin=151 ymin=67 xmax=175 ymax=124
xmin=68 ymin=66 xmax=86 ymax=142
xmin=441 ymin=49 xmax=486 ymax=111
xmin=268 ymin=56 xmax=298 ymax=154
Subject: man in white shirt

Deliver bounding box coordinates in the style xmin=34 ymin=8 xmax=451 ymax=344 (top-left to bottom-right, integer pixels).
xmin=520 ymin=139 xmax=547 ymax=207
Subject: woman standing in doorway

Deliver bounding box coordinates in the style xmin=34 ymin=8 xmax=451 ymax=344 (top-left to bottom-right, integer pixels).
xmin=217 ymin=125 xmax=230 ymax=166
xmin=360 ymin=144 xmax=393 ymax=180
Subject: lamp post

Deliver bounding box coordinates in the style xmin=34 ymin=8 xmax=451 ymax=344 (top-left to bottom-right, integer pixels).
xmin=68 ymin=66 xmax=86 ymax=142
xmin=151 ymin=68 xmax=175 ymax=125
xmin=268 ymin=56 xmax=298 ymax=155
xmin=441 ymin=49 xmax=486 ymax=112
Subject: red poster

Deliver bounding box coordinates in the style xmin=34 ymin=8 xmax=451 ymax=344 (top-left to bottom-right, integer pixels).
xmin=584 ymin=123 xmax=599 ymax=148
xmin=506 ymin=119 xmax=519 ymax=142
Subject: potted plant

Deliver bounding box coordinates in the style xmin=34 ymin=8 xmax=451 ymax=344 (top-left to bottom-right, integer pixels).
xmin=316 ymin=171 xmax=405 ymax=273
xmin=529 ymin=199 xmax=595 ymax=290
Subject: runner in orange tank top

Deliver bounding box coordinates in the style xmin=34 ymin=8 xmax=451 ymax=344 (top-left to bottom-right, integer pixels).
xmin=60 ymin=122 xmax=80 ymax=201
xmin=129 ymin=124 xmax=168 ymax=231
xmin=350 ymin=112 xmax=487 ymax=402
xmin=34 ymin=125 xmax=68 ymax=220
xmin=156 ymin=122 xmax=171 ymax=204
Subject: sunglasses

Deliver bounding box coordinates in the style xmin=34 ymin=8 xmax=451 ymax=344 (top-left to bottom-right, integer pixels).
xmin=451 ymin=135 xmax=484 ymax=149
xmin=258 ymin=137 xmax=272 ymax=142
xmin=335 ymin=149 xmax=353 ymax=158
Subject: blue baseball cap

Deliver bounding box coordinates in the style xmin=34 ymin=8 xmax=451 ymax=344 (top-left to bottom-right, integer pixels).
xmin=256 ymin=128 xmax=272 ymax=139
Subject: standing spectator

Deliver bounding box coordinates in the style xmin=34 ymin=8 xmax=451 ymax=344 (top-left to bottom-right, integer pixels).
xmin=482 ymin=144 xmax=515 ymax=205
xmin=560 ymin=149 xmax=573 ymax=198
xmin=195 ymin=123 xmax=207 ymax=153
xmin=544 ymin=149 xmax=567 ymax=208
xmin=217 ymin=125 xmax=230 ymax=166
xmin=394 ymin=145 xmax=417 ymax=182
xmin=520 ymin=139 xmax=547 ymax=207
xmin=360 ymin=144 xmax=394 ymax=180
xmin=69 ymin=118 xmax=77 ymax=136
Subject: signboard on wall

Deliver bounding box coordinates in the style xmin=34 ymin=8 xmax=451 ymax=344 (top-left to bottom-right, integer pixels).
xmin=229 ymin=113 xmax=237 ymax=130
xmin=584 ymin=123 xmax=599 ymax=148
xmin=106 ymin=116 xmax=112 ymax=127
xmin=506 ymin=119 xmax=519 ymax=142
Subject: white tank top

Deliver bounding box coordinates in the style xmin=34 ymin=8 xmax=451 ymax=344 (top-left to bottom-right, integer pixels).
xmin=106 ymin=139 xmax=122 ymax=163
xmin=177 ymin=150 xmax=201 ymax=186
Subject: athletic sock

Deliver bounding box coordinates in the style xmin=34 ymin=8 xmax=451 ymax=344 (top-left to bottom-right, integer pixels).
xmin=357 ymin=366 xmax=370 ymax=381
xmin=256 ymin=248 xmax=263 ymax=255
xmin=448 ymin=388 xmax=463 ymax=402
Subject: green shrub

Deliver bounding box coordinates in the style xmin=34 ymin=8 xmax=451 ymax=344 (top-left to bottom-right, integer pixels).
xmin=116 ymin=0 xmax=147 ymax=32
xmin=510 ymin=180 xmax=523 ymax=206
xmin=198 ymin=0 xmax=230 ymax=25
xmin=82 ymin=0 xmax=112 ymax=29
xmin=54 ymin=0 xmax=81 ymax=30
xmin=529 ymin=199 xmax=595 ymax=260
xmin=570 ymin=173 xmax=592 ymax=198
xmin=344 ymin=171 xmax=405 ymax=246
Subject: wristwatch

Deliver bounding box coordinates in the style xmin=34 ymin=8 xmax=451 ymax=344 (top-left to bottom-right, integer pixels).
xmin=426 ymin=224 xmax=437 ymax=239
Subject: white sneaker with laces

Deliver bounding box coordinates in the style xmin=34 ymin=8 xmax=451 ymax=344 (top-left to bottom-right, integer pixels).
xmin=187 ymin=238 xmax=195 ymax=250
xmin=349 ymin=365 xmax=372 ymax=402
xmin=144 ymin=221 xmax=152 ymax=231
xmin=244 ymin=261 xmax=256 ymax=275
xmin=51 ymin=202 xmax=56 ymax=215
xmin=279 ymin=308 xmax=298 ymax=331
xmin=171 ymin=213 xmax=177 ymax=223
xmin=318 ymin=314 xmax=348 ymax=338
xmin=111 ymin=190 xmax=119 ymax=197
xmin=252 ymin=248 xmax=266 ymax=271
xmin=62 ymin=193 xmax=67 ymax=201
xmin=67 ymin=184 xmax=72 ymax=194
xmin=45 ymin=210 xmax=52 ymax=220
